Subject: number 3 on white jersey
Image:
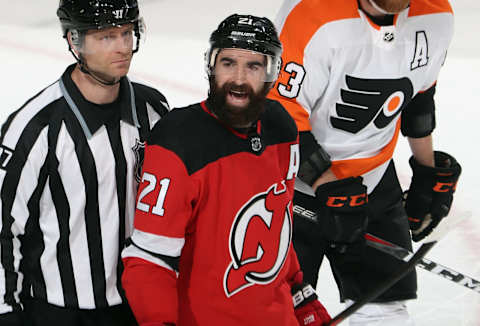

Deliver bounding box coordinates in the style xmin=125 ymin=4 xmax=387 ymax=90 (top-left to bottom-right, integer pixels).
xmin=277 ymin=62 xmax=306 ymax=99
xmin=136 ymin=172 xmax=170 ymax=216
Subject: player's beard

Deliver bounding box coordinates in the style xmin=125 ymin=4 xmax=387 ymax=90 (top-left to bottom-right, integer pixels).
xmin=207 ymin=79 xmax=269 ymax=128
xmin=370 ymin=0 xmax=409 ymax=13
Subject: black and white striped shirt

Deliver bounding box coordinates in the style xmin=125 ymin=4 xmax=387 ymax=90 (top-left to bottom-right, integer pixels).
xmin=0 ymin=64 xmax=168 ymax=316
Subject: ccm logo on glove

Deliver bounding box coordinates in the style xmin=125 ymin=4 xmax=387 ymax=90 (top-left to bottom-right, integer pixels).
xmin=405 ymin=151 xmax=461 ymax=242
xmin=432 ymin=181 xmax=456 ymax=193
xmin=326 ymin=193 xmax=367 ymax=207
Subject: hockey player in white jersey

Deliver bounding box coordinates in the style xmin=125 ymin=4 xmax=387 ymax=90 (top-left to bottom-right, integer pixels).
xmin=269 ymin=0 xmax=462 ymax=324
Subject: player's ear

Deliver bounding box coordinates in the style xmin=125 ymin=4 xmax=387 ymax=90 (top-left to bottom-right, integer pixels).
xmin=67 ymin=30 xmax=81 ymax=55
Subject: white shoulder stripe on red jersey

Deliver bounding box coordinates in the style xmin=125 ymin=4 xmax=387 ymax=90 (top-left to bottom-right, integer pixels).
xmin=122 ymin=245 xmax=178 ymax=274
xmin=131 ymin=229 xmax=184 ymax=257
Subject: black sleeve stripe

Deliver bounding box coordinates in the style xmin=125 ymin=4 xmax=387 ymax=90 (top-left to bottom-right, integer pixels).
xmin=23 ymin=161 xmax=49 ymax=300
xmin=1 ymin=113 xmax=51 ymax=309
xmin=127 ymin=238 xmax=180 ymax=272
xmin=401 ymin=84 xmax=436 ymax=138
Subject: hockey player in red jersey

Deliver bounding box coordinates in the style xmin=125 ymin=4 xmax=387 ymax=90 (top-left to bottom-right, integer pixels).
xmin=121 ymin=14 xmax=331 ymax=326
xmin=269 ymin=0 xmax=462 ymax=324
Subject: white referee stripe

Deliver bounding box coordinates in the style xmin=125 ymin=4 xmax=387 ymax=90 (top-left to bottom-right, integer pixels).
xmin=0 ymin=87 xmax=56 ymax=312
xmin=38 ymin=178 xmax=64 ymax=307
xmin=146 ymin=102 xmax=163 ymax=130
xmin=89 ymin=126 xmax=122 ymax=306
xmin=3 ymin=83 xmax=62 ymax=150
xmin=56 ymin=123 xmax=95 ymax=308
xmin=131 ymin=229 xmax=184 ymax=257
xmin=11 ymin=126 xmax=49 ymax=303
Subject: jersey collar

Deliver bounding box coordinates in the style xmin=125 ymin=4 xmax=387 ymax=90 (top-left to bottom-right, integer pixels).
xmin=358 ymin=1 xmax=410 ymax=29
xmin=59 ymin=64 xmax=140 ymax=139
xmin=358 ymin=7 xmax=409 ymax=49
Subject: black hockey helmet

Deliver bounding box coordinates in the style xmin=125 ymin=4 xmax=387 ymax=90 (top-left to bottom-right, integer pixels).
xmin=57 ymin=0 xmax=141 ymax=36
xmin=206 ymin=14 xmax=282 ymax=82
xmin=57 ymin=0 xmax=144 ymax=85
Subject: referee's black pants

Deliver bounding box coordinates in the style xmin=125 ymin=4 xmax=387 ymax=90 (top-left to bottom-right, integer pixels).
xmin=23 ymin=298 xmax=138 ymax=326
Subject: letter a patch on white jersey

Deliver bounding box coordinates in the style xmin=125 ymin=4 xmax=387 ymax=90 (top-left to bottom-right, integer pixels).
xmin=411 ymin=31 xmax=429 ymax=70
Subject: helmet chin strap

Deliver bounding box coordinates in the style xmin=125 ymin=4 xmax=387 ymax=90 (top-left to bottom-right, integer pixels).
xmin=367 ymin=0 xmax=395 ymax=15
xmin=67 ymin=46 xmax=121 ymax=86
xmin=78 ymin=58 xmax=121 ymax=86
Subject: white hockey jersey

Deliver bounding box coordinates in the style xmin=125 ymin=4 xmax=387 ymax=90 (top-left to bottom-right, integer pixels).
xmin=269 ymin=0 xmax=453 ymax=194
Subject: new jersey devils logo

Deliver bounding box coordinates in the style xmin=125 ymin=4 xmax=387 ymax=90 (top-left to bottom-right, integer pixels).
xmin=332 ymin=75 xmax=414 ymax=134
xmin=223 ymin=182 xmax=292 ymax=297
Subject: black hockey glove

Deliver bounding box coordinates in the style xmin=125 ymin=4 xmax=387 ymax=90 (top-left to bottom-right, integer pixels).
xmin=404 ymin=151 xmax=461 ymax=242
xmin=315 ymin=177 xmax=368 ymax=254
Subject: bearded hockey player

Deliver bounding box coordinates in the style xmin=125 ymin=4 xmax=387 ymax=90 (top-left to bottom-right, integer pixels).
xmin=269 ymin=0 xmax=462 ymax=325
xmin=121 ymin=14 xmax=331 ymax=326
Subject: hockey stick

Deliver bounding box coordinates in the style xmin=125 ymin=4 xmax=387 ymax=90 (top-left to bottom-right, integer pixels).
xmin=293 ymin=205 xmax=479 ymax=294
xmin=293 ymin=204 xmax=472 ymax=324
xmin=327 ymin=213 xmax=464 ymax=326
xmin=365 ymin=230 xmax=480 ymax=294
xmin=326 ymin=240 xmax=437 ymax=326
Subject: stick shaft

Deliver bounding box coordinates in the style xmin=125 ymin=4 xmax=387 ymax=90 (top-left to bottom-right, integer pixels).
xmin=365 ymin=233 xmax=480 ymax=294
xmin=326 ymin=242 xmax=436 ymax=326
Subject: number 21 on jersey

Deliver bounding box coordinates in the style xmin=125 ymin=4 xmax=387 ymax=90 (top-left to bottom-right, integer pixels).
xmin=136 ymin=172 xmax=170 ymax=216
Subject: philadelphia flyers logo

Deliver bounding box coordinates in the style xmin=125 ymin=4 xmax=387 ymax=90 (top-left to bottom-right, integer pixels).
xmin=223 ymin=182 xmax=292 ymax=297
xmin=331 ymin=75 xmax=414 ymax=134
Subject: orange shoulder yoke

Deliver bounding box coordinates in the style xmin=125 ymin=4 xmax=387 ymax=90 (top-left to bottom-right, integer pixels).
xmin=408 ymin=0 xmax=453 ymax=17
xmin=269 ymin=0 xmax=360 ymax=132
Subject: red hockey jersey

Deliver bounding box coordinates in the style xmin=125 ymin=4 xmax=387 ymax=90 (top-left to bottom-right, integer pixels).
xmin=122 ymin=99 xmax=302 ymax=325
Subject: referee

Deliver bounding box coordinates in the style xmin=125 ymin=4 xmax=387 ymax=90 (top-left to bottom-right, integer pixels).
xmin=0 ymin=1 xmax=168 ymax=325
